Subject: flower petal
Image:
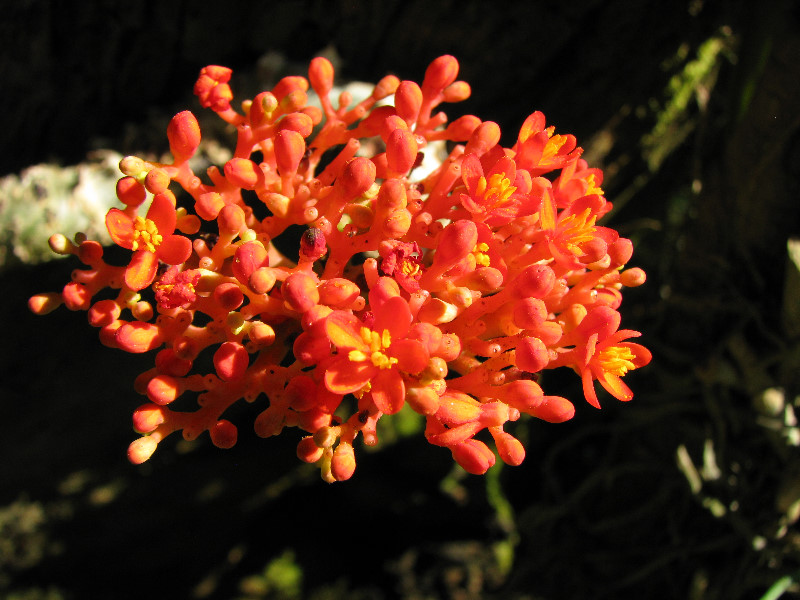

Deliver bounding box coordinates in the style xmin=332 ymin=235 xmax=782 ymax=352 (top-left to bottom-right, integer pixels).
xmin=106 ymin=208 xmax=134 ymax=249
xmin=125 ymin=249 xmax=159 ymax=291
xmin=324 ymin=356 xmax=373 ymax=394
xmin=156 ymin=234 xmax=192 ymax=265
xmin=325 ymin=311 xmax=367 ymax=351
xmin=389 ymin=338 xmax=428 ymax=374
xmin=146 ymin=192 xmax=177 ymax=235
xmin=372 ymin=295 xmax=412 ymax=339
xmin=370 ymin=368 xmax=405 ymax=414
xmin=598 ymin=371 xmax=633 ymax=402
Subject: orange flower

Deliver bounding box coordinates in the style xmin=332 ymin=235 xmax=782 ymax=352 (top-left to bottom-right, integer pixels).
xmin=106 ymin=193 xmax=193 ymax=291
xmin=323 ymin=295 xmax=429 ymax=414
xmin=555 ymin=306 xmax=652 ymax=408
xmin=459 ymin=154 xmax=538 ymax=225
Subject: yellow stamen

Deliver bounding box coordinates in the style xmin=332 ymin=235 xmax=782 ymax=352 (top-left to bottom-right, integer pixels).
xmin=131 ymin=216 xmax=162 ymax=252
xmin=472 ymin=242 xmax=491 ymax=267
xmin=477 ymin=173 xmax=516 ymax=208
xmin=598 ymin=346 xmax=636 ymax=376
xmin=542 ymin=130 xmax=568 ymax=161
xmin=586 ymin=173 xmax=604 ymax=196
xmin=559 ymin=208 xmax=597 ymax=255
xmin=350 ymin=327 xmax=398 ymax=369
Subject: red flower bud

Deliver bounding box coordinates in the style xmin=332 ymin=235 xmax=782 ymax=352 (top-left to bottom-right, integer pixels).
xmin=515 ymin=336 xmax=549 ymax=372
xmin=128 ymin=437 xmax=158 ymax=464
xmin=332 ymin=442 xmax=356 ymax=481
xmin=146 ymin=375 xmax=182 ymax=405
xmin=116 ymin=176 xmax=147 ymax=207
xmin=210 ymin=420 xmax=238 ymax=449
xmin=451 ymin=439 xmax=495 ymax=475
xmin=132 ymin=403 xmax=165 ymax=434
xmin=274 ymin=129 xmax=306 ymax=176
xmin=167 ymin=110 xmax=201 ymax=162
xmin=422 ymin=55 xmax=459 ymax=97
xmin=385 ymin=128 xmax=418 ymax=176
xmin=224 ymin=158 xmax=262 ymax=190
xmin=282 ymin=272 xmax=319 ymax=313
xmin=395 ymin=80 xmax=423 ymax=125
xmin=233 ymin=241 xmax=270 ymax=285
xmin=213 ymin=341 xmax=249 ymax=381
xmin=309 ymin=56 xmax=334 ymax=97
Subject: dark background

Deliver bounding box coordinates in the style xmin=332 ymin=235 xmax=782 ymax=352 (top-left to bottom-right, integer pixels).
xmin=2 ymin=1 xmax=800 ymax=598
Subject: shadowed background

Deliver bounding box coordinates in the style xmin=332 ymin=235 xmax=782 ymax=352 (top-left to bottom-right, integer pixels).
xmin=2 ymin=1 xmax=800 ymax=598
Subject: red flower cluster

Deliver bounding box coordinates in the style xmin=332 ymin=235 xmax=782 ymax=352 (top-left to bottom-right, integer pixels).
xmin=30 ymin=56 xmax=650 ymax=481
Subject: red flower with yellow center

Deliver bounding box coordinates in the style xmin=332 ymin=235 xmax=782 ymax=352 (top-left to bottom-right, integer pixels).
xmin=324 ymin=295 xmax=429 ymax=414
xmin=553 ymin=306 xmax=652 ymax=408
xmin=106 ymin=193 xmax=193 ymax=291
xmin=460 ymin=154 xmax=538 ymax=226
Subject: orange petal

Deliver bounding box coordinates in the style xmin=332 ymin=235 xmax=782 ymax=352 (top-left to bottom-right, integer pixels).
xmin=157 ymin=234 xmax=192 ymax=265
xmin=598 ymin=371 xmax=633 ymax=402
xmin=389 ymin=339 xmax=428 ymax=374
xmin=324 ymin=356 xmax=373 ymax=394
xmin=373 ymin=295 xmax=412 ymax=339
xmin=146 ymin=192 xmax=177 ymax=234
xmin=325 ymin=311 xmax=367 ymax=351
xmin=582 ymin=368 xmax=601 ymax=409
xmin=106 ymin=208 xmax=134 ymax=249
xmin=370 ymin=368 xmax=405 ymax=414
xmin=125 ymin=249 xmax=159 ymax=291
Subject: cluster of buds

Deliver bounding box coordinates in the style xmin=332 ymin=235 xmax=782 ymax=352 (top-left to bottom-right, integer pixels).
xmin=30 ymin=56 xmax=651 ymax=481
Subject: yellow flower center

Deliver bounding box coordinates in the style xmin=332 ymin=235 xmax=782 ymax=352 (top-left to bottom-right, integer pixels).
xmin=585 ymin=173 xmax=604 ymax=196
xmin=559 ymin=208 xmax=597 ymax=255
xmin=542 ymin=126 xmax=568 ymax=161
xmin=348 ymin=327 xmax=398 ymax=370
xmin=475 ymin=173 xmax=516 ymax=207
xmin=472 ymin=242 xmax=491 ymax=267
xmin=132 ymin=216 xmax=162 ymax=252
xmin=400 ymin=259 xmax=422 ymax=278
xmin=597 ymin=346 xmax=636 ymax=377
